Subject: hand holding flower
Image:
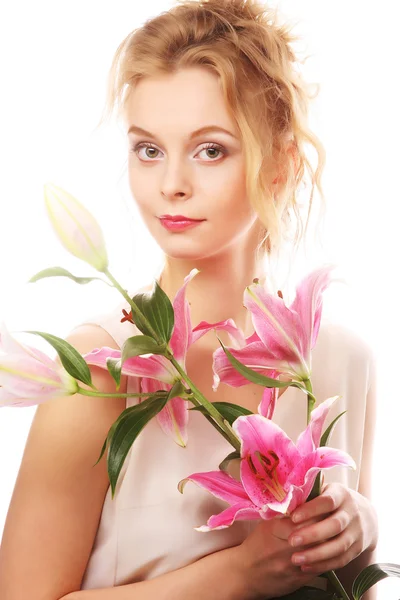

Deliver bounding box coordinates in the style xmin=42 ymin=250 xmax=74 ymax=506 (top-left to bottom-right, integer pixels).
xmin=289 ymin=482 xmax=378 ymax=575
xmin=226 ymin=515 xmax=326 ymax=600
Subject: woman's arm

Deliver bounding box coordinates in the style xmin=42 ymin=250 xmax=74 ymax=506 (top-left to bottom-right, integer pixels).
xmin=0 ymin=325 xmax=129 ymax=600
xmin=61 ymin=544 xmax=249 ymax=600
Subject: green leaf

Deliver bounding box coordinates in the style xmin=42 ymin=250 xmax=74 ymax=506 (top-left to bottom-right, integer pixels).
xmin=93 ymin=406 xmax=128 ymax=467
xmin=25 ymin=330 xmax=93 ymax=387
xmin=320 ymin=411 xmax=346 ymax=447
xmin=131 ymin=280 xmax=174 ymax=343
xmin=92 ymin=391 xmax=163 ymax=467
xmin=190 ymin=401 xmax=253 ymax=425
xmin=120 ymin=335 xmax=167 ymax=369
xmin=219 ymin=450 xmax=241 ymax=472
xmin=352 ymin=563 xmax=400 ymax=600
xmin=106 ymin=357 xmax=122 ymax=390
xmin=28 ymin=266 xmax=112 ymax=286
xmin=108 ymin=393 xmax=169 ymax=497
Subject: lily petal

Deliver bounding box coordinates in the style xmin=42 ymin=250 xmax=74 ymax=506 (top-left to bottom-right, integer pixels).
xmin=179 ymin=469 xmax=250 ymax=504
xmin=196 ymin=502 xmax=261 ymax=531
xmin=0 ymin=386 xmax=64 ymax=407
xmin=296 ymin=395 xmax=339 ymax=454
xmin=233 ymin=414 xmax=301 ymax=465
xmin=212 ymin=341 xmax=288 ymax=391
xmin=84 ymin=347 xmax=177 ymax=384
xmin=286 ymin=446 xmax=356 ymax=512
xmin=243 ymin=284 xmax=304 ymax=364
xmin=169 ymin=269 xmax=199 ymax=363
xmin=192 ymin=319 xmax=246 ymax=348
xmin=0 ymin=323 xmax=59 ymax=371
xmin=141 ymin=378 xmax=188 ymax=447
xmin=0 ymin=354 xmax=74 ymax=397
xmin=258 ymin=383 xmax=279 ymax=419
xmin=291 ymin=265 xmax=335 ymax=352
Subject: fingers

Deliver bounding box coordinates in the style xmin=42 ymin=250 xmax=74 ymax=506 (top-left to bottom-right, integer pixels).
xmin=270 ymin=516 xmax=296 ymax=541
xmin=289 ymin=509 xmax=350 ymax=548
xmin=291 ymin=483 xmax=345 ymax=524
xmin=290 ymin=513 xmax=363 ymax=573
xmin=294 ymin=539 xmax=362 ymax=574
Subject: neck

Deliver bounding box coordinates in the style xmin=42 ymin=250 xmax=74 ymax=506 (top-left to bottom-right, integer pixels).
xmin=158 ymin=230 xmax=267 ymax=337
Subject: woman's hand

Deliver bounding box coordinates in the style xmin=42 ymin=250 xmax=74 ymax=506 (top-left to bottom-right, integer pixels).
xmin=237 ymin=515 xmax=325 ymax=599
xmin=288 ymin=482 xmax=378 ymax=575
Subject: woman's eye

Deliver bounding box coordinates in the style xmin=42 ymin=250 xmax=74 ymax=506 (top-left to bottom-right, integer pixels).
xmin=198 ymin=143 xmax=225 ymax=160
xmin=131 ymin=142 xmax=225 ymax=162
xmin=132 ymin=143 xmax=160 ymax=160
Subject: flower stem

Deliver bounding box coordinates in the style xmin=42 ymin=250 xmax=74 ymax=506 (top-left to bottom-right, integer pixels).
xmin=168 ymin=355 xmax=241 ymax=452
xmin=326 ymin=570 xmax=351 ymax=599
xmin=304 ymin=378 xmax=314 ymax=424
xmin=77 ymin=386 xmax=166 ymax=399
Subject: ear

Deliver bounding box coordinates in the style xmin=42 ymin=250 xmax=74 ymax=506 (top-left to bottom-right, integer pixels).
xmin=272 ymin=141 xmax=300 ymax=185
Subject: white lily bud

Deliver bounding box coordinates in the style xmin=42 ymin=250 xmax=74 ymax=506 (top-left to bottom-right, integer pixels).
xmin=44 ymin=183 xmax=109 ymax=272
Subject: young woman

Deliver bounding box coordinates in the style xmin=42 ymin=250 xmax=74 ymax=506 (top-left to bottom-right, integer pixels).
xmin=0 ymin=1 xmax=378 ymax=599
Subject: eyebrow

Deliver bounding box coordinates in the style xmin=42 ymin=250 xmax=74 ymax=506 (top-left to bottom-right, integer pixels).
xmin=127 ymin=124 xmax=239 ymax=141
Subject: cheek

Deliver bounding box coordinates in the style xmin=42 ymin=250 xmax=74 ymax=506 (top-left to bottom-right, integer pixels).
xmin=211 ymin=174 xmax=253 ymax=222
xmin=128 ymin=170 xmax=155 ymax=214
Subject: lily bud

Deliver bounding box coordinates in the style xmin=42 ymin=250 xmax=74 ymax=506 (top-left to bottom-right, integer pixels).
xmin=44 ymin=183 xmax=109 ymax=272
xmin=0 ymin=323 xmax=79 ymax=407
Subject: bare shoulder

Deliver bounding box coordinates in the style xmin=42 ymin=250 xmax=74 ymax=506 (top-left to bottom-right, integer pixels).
xmin=0 ymin=323 xmax=128 ymax=599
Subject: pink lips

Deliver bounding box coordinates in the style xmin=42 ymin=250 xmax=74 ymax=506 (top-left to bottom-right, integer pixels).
xmin=159 ymin=215 xmax=205 ymax=232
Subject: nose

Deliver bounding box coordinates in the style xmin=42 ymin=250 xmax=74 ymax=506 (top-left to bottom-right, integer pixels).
xmin=160 ymin=158 xmax=192 ymax=201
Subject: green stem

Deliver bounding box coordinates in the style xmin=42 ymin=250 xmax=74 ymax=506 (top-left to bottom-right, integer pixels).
xmin=103 ymin=267 xmax=164 ymax=346
xmin=169 ymin=355 xmax=241 ymax=452
xmin=304 ymin=378 xmax=314 ymax=424
xmin=77 ymin=386 xmax=166 ymax=399
xmin=326 ymin=570 xmax=351 ymax=599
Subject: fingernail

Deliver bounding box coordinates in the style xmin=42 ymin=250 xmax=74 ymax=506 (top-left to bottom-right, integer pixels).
xmin=293 ymin=555 xmax=306 ymax=565
xmin=292 ymin=512 xmax=304 ymax=523
xmin=291 ymin=536 xmax=303 ymax=547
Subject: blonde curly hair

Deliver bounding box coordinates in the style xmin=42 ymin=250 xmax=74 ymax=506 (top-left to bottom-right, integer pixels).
xmin=97 ymin=0 xmax=326 ymax=261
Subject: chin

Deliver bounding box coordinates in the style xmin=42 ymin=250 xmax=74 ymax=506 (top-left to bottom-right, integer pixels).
xmin=162 ymin=238 xmax=235 ymax=262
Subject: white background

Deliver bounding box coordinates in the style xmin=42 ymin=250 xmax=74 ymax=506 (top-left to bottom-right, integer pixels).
xmin=0 ymin=1 xmax=399 ymax=597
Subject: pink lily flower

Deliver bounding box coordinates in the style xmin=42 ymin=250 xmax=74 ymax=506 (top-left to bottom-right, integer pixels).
xmin=178 ymin=396 xmax=355 ymax=531
xmin=212 ymin=264 xmax=335 ymax=389
xmin=84 ymin=269 xmax=243 ymax=447
xmin=0 ymin=322 xmax=79 ymax=407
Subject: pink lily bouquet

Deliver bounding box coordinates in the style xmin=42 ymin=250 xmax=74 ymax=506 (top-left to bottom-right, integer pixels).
xmin=1 ymin=183 xmax=399 ymax=600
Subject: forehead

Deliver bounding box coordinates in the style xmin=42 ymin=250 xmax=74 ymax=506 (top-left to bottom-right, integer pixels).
xmin=123 ymin=67 xmax=238 ymax=136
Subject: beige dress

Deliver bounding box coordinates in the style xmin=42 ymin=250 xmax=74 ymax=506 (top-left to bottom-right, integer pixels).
xmin=74 ymin=294 xmax=376 ymax=590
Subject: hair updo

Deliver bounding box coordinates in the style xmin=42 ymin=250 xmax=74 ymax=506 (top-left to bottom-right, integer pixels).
xmin=98 ymin=0 xmax=326 ymax=259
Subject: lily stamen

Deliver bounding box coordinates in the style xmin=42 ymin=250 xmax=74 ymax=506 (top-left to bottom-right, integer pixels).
xmin=247 ymin=451 xmax=287 ymax=503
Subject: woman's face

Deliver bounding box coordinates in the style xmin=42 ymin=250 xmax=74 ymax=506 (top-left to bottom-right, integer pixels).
xmin=124 ymin=67 xmax=260 ymax=261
